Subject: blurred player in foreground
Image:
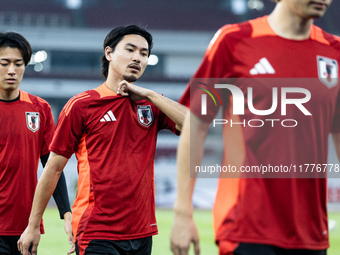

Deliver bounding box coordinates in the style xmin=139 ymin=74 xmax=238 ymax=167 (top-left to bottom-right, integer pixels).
xmin=0 ymin=32 xmax=72 ymax=255
xmin=171 ymin=0 xmax=340 ymax=254
xmin=18 ymin=25 xmax=187 ymax=255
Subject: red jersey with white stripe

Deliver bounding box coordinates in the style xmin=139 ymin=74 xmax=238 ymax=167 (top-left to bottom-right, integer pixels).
xmin=180 ymin=16 xmax=340 ymax=250
xmin=50 ymin=83 xmax=178 ymax=242
xmin=0 ymin=91 xmax=55 ymax=235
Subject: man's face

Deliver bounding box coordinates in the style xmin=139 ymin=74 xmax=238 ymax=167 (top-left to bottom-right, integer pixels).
xmin=283 ymin=0 xmax=332 ymax=19
xmin=0 ymin=47 xmax=25 ymax=97
xmin=108 ymin=34 xmax=149 ymax=83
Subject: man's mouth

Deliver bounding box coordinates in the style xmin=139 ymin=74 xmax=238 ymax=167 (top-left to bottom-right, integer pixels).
xmin=128 ymin=64 xmax=141 ymax=72
xmin=6 ymin=78 xmax=16 ymax=84
xmin=310 ymin=1 xmax=328 ymax=10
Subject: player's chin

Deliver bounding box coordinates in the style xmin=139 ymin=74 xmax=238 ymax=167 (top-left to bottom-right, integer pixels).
xmin=123 ymin=74 xmax=138 ymax=83
xmin=3 ymin=83 xmax=19 ymax=91
xmin=309 ymin=10 xmax=327 ymax=19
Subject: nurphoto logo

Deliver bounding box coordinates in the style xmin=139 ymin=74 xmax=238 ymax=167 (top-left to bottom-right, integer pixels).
xmin=194 ymin=79 xmax=312 ymax=128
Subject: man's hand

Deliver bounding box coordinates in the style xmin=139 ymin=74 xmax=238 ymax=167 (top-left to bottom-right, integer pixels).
xmin=170 ymin=212 xmax=200 ymax=255
xmin=17 ymin=225 xmax=41 ymax=255
xmin=63 ymin=212 xmax=75 ymax=254
xmin=117 ymin=80 xmax=152 ymax=101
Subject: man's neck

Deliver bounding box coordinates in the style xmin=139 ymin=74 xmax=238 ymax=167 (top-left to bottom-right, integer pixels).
xmin=267 ymin=4 xmax=314 ymax=40
xmin=0 ymin=89 xmax=20 ymax=101
xmin=105 ymin=75 xmax=135 ymax=93
xmin=105 ymin=80 xmax=119 ymax=93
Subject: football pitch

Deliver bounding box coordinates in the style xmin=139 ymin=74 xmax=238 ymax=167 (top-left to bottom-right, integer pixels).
xmin=39 ymin=207 xmax=340 ymax=254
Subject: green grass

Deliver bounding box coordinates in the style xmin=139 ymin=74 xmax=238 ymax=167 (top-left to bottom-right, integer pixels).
xmin=39 ymin=207 xmax=340 ymax=254
xmin=329 ymin=212 xmax=340 ymax=255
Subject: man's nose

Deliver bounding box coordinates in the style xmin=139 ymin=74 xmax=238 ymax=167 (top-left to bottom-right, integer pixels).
xmin=132 ymin=53 xmax=141 ymax=63
xmin=8 ymin=64 xmax=16 ymax=75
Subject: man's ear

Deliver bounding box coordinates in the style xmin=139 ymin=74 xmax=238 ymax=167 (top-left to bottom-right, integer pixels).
xmin=105 ymin=46 xmax=112 ymax=61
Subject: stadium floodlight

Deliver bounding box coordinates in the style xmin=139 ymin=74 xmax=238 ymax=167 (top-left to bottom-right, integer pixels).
xmin=34 ymin=50 xmax=48 ymax=63
xmin=33 ymin=62 xmax=43 ymax=72
xmin=28 ymin=50 xmax=48 ymax=72
xmin=148 ymin=54 xmax=159 ymax=66
xmin=247 ymin=0 xmax=265 ymax=11
xmin=231 ymin=0 xmax=247 ymax=15
xmin=66 ymin=0 xmax=82 ymax=9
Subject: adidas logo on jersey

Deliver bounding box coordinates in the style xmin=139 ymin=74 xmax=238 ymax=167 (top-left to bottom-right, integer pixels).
xmin=100 ymin=110 xmax=116 ymax=122
xmin=249 ymin=57 xmax=275 ymax=75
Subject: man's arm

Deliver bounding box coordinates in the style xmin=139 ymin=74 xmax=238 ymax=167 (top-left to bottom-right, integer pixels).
xmin=117 ymin=80 xmax=187 ymax=131
xmin=18 ymin=152 xmax=69 ymax=255
xmin=41 ymin=153 xmax=72 ymax=220
xmin=332 ymin=133 xmax=340 ymax=161
xmin=51 ymin=171 xmax=74 ymax=251
xmin=170 ymin=112 xmax=210 ymax=255
xmin=40 ymin=153 xmax=74 ymax=253
xmin=41 ymin=154 xmax=71 ymax=219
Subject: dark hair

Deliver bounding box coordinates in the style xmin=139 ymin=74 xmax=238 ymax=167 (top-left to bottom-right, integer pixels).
xmin=0 ymin=32 xmax=32 ymax=66
xmin=100 ymin=25 xmax=153 ymax=78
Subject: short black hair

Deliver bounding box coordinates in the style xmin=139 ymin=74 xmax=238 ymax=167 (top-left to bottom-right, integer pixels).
xmin=100 ymin=25 xmax=153 ymax=78
xmin=0 ymin=32 xmax=32 ymax=66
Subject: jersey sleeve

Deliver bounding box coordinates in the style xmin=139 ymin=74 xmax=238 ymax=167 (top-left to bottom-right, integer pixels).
xmin=179 ymin=25 xmax=235 ymax=122
xmin=50 ymin=94 xmax=88 ymax=158
xmin=158 ymin=114 xmax=180 ymax=135
xmin=157 ymin=107 xmax=180 ymax=135
xmin=40 ymin=101 xmax=56 ymax=156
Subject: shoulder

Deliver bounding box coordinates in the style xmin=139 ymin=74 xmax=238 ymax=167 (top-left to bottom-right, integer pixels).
xmin=311 ymin=25 xmax=340 ymax=49
xmin=21 ymin=90 xmax=52 ymax=111
xmin=206 ymin=16 xmax=269 ymax=56
xmin=211 ymin=16 xmax=269 ymax=42
xmin=209 ymin=21 xmax=249 ymax=46
xmin=63 ymin=89 xmax=99 ymax=116
xmin=68 ymin=90 xmax=97 ymax=104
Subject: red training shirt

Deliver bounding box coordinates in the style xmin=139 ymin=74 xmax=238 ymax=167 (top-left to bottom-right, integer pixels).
xmin=180 ymin=16 xmax=340 ymax=250
xmin=0 ymin=91 xmax=55 ymax=235
xmin=50 ymin=83 xmax=179 ymax=242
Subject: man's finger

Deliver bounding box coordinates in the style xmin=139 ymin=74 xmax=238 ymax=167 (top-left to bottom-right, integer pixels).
xmin=193 ymin=239 xmax=200 ymax=255
xmin=21 ymin=243 xmax=30 ymax=255
xmin=170 ymin=242 xmax=178 ymax=255
xmin=117 ymin=85 xmax=129 ymax=96
xmin=30 ymin=243 xmax=38 ymax=255
xmin=67 ymin=232 xmax=73 ymax=244
xmin=171 ymin=242 xmax=183 ymax=255
xmin=171 ymin=242 xmax=190 ymax=255
xmin=179 ymin=246 xmax=189 ymax=255
xmin=67 ymin=243 xmax=75 ymax=254
xmin=17 ymin=238 xmax=21 ymax=252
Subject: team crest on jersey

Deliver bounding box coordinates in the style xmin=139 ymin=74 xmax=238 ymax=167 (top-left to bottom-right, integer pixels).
xmin=317 ymin=56 xmax=338 ymax=88
xmin=137 ymin=105 xmax=153 ymax=127
xmin=26 ymin=112 xmax=40 ymax=132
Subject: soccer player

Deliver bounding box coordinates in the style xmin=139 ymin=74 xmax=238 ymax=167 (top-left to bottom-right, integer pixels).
xmin=171 ymin=0 xmax=340 ymax=255
xmin=18 ymin=25 xmax=187 ymax=255
xmin=0 ymin=32 xmax=72 ymax=255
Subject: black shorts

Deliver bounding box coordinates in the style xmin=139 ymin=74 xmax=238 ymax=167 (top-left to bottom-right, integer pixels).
xmin=75 ymin=236 xmax=152 ymax=255
xmin=0 ymin=236 xmax=33 ymax=255
xmin=233 ymin=243 xmax=327 ymax=255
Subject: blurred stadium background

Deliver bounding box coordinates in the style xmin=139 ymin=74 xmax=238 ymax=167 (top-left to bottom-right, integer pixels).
xmin=2 ymin=0 xmax=340 ymax=215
